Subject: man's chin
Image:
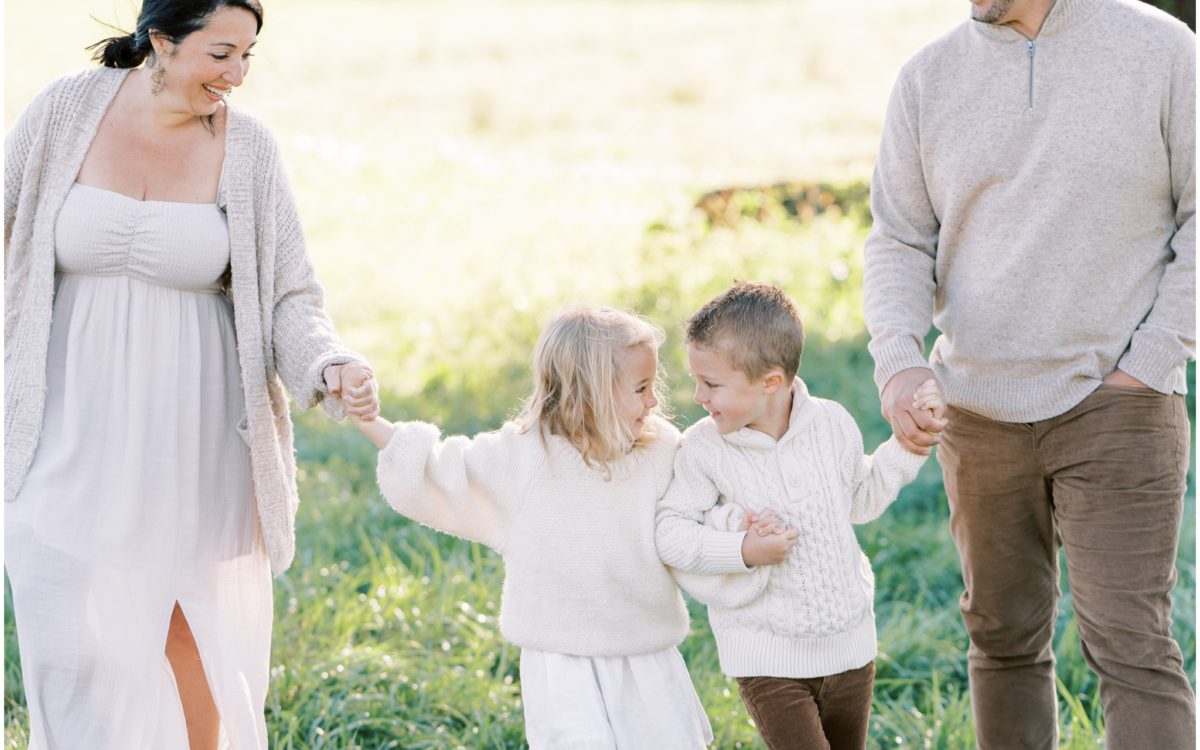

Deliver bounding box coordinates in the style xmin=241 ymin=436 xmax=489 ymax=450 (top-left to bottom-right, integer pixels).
xmin=969 ymin=0 xmax=1013 ymax=25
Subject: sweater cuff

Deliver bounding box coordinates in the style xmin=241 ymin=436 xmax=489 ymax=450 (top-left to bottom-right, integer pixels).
xmin=703 ymin=529 xmax=753 ymax=573
xmin=378 ymin=420 xmax=438 ymax=466
xmin=869 ymin=335 xmax=931 ymax=394
xmin=673 ymin=566 xmax=770 ymax=610
xmin=376 ymin=421 xmax=442 ymax=509
xmin=1117 ymin=339 xmax=1188 ymax=395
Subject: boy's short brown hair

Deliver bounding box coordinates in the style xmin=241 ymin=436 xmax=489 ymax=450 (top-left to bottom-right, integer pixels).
xmin=685 ymin=281 xmax=805 ymax=381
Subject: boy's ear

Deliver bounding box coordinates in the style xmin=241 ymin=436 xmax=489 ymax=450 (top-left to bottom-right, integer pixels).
xmin=761 ymin=368 xmax=788 ymax=394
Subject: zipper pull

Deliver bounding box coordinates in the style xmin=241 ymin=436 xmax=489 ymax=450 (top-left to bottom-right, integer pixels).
xmin=1026 ymin=40 xmax=1036 ymax=109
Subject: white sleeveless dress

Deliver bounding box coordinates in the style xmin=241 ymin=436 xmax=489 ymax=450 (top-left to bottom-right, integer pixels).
xmin=6 ymin=182 xmax=272 ymax=749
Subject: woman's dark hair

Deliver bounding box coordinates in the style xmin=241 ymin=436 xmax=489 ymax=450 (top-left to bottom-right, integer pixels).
xmin=88 ymin=0 xmax=264 ymax=68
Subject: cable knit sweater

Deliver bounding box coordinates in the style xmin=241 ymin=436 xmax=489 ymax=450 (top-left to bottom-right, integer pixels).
xmin=376 ymin=415 xmax=691 ymax=657
xmin=655 ymin=381 xmax=926 ymax=679
xmin=863 ymin=0 xmax=1195 ymax=422
xmin=4 ymin=68 xmax=363 ymax=575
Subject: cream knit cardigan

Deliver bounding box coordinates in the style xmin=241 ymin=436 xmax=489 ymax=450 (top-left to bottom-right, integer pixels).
xmin=655 ymin=381 xmax=926 ymax=679
xmin=376 ymin=415 xmax=692 ymax=656
xmin=5 ymin=67 xmax=362 ymax=575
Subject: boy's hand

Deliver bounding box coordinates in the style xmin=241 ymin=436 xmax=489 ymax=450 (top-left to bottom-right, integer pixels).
xmin=741 ymin=523 xmax=800 ymax=566
xmin=911 ymin=378 xmax=947 ymax=423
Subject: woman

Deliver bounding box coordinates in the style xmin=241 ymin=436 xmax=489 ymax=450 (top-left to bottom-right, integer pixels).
xmin=3 ymin=1 xmax=378 ymax=747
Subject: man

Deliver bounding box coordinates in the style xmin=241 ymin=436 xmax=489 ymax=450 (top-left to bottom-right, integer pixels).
xmin=862 ymin=0 xmax=1195 ymax=747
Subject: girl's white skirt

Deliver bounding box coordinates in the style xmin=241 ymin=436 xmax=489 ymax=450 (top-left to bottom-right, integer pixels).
xmin=520 ymin=645 xmax=713 ymax=749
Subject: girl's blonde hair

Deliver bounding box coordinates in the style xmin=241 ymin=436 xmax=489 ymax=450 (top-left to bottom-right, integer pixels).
xmin=519 ymin=307 xmax=668 ymax=471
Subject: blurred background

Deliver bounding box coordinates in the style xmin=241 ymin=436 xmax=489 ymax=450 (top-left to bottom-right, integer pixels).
xmin=5 ymin=1 xmax=1195 ymax=747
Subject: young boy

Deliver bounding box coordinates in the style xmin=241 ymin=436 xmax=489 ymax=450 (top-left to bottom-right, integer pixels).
xmin=655 ymin=281 xmax=943 ymax=749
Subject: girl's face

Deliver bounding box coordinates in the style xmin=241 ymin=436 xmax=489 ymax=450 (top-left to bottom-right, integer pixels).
xmin=617 ymin=343 xmax=659 ymax=439
xmin=153 ymin=6 xmax=258 ymax=117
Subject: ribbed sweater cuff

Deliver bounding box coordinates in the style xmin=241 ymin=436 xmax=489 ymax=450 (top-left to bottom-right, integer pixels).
xmin=376 ymin=421 xmax=442 ymax=513
xmin=870 ymin=336 xmax=931 ymax=394
xmin=1118 ymin=344 xmax=1188 ymax=395
xmin=704 ymin=529 xmax=753 ymax=574
xmin=877 ymin=436 xmax=929 ymax=474
xmin=715 ymin=614 xmax=877 ymax=679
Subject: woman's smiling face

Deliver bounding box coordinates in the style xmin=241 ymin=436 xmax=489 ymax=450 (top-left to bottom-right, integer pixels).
xmin=152 ymin=5 xmax=258 ymax=117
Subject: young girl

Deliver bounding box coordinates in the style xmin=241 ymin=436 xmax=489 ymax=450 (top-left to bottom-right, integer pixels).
xmin=349 ymin=307 xmax=714 ymax=749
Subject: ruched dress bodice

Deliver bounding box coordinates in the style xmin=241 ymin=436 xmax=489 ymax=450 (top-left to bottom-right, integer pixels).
xmin=54 ymin=182 xmax=229 ymax=289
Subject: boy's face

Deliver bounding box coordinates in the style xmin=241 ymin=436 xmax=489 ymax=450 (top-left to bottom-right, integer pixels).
xmin=687 ymin=343 xmax=784 ymax=435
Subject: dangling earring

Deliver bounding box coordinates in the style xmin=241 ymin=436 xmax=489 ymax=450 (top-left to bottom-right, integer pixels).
xmin=149 ymin=58 xmax=166 ymax=96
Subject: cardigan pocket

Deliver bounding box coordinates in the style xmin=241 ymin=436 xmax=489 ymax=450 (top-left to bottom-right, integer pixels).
xmin=236 ymin=412 xmax=251 ymax=447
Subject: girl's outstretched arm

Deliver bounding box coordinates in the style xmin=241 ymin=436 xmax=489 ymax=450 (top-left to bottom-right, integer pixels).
xmin=373 ymin=421 xmax=534 ymax=550
xmin=353 ymin=414 xmax=394 ymax=450
xmin=343 ymin=364 xmax=533 ymax=550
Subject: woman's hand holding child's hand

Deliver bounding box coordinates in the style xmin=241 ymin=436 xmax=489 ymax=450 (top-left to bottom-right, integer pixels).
xmin=327 ymin=362 xmax=396 ymax=450
xmin=324 ymin=361 xmax=381 ymax=420
xmin=740 ymin=508 xmax=800 ymax=567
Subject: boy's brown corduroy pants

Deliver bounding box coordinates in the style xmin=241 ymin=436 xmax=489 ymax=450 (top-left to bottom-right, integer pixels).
xmin=736 ymin=661 xmax=875 ymax=749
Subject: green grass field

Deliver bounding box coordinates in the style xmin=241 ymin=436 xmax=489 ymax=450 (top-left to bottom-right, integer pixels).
xmin=4 ymin=1 xmax=1195 ymax=747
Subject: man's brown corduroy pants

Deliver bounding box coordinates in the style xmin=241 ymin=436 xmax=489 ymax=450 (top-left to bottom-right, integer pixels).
xmin=938 ymin=384 xmax=1195 ymax=749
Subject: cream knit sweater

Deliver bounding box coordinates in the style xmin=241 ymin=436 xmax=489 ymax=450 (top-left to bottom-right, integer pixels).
xmin=376 ymin=415 xmax=692 ymax=656
xmin=655 ymin=381 xmax=925 ymax=678
xmin=5 ymin=68 xmax=363 ymax=575
xmin=863 ymin=0 xmax=1195 ymax=422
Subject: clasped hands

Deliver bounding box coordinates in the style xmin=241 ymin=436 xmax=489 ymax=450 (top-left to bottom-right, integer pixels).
xmin=880 ymin=369 xmax=947 ymax=456
xmin=323 ymin=361 xmax=381 ymax=421
xmin=739 ymin=509 xmax=800 ymax=567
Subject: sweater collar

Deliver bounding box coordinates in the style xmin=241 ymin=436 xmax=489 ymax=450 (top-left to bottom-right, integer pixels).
xmin=970 ymin=0 xmax=1103 ymax=42
xmin=720 ymin=378 xmax=821 ymax=451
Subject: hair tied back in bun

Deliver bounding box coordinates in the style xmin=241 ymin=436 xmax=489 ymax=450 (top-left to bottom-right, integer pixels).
xmin=87 ymin=30 xmax=150 ymax=69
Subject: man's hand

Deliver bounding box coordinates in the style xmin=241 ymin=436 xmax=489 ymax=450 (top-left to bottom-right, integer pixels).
xmin=741 ymin=523 xmax=800 ymax=566
xmin=881 ymin=367 xmax=946 ymax=456
xmin=1102 ymin=369 xmax=1149 ymax=389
